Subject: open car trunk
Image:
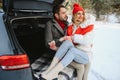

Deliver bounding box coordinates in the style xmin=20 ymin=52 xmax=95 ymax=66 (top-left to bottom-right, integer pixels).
xmin=11 ymin=17 xmax=52 ymax=63
xmin=11 ymin=17 xmax=56 ymax=78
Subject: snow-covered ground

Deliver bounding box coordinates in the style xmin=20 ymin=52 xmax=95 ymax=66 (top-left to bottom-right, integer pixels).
xmin=87 ymin=13 xmax=120 ymax=80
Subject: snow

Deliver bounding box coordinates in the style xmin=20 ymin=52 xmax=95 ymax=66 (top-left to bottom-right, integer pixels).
xmin=87 ymin=14 xmax=120 ymax=80
xmin=107 ymin=14 xmax=119 ymax=23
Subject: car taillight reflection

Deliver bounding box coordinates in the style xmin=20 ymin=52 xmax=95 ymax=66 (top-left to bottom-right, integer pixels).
xmin=0 ymin=54 xmax=30 ymax=70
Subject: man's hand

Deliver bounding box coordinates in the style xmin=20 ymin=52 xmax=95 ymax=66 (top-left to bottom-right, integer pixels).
xmin=48 ymin=41 xmax=58 ymax=51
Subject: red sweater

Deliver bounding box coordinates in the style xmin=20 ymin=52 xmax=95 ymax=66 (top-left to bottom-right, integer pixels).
xmin=67 ymin=24 xmax=94 ymax=36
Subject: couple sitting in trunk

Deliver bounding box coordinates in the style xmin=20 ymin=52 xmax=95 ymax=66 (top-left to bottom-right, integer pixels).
xmin=40 ymin=3 xmax=94 ymax=80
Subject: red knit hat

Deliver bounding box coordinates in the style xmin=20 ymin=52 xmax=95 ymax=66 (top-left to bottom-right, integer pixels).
xmin=72 ymin=3 xmax=84 ymax=15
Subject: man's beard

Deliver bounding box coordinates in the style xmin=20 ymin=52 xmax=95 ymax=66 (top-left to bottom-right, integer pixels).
xmin=61 ymin=16 xmax=68 ymax=22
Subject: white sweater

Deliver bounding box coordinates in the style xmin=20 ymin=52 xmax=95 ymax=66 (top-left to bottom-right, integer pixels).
xmin=72 ymin=20 xmax=95 ymax=60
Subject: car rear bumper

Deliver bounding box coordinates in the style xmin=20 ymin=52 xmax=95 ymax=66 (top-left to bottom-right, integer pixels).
xmin=0 ymin=67 xmax=33 ymax=80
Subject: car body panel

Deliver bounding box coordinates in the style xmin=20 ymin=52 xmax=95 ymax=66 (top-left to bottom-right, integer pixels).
xmin=0 ymin=68 xmax=33 ymax=80
xmin=0 ymin=13 xmax=13 ymax=55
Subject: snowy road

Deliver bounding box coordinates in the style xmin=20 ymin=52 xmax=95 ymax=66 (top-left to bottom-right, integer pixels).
xmin=89 ymin=22 xmax=120 ymax=80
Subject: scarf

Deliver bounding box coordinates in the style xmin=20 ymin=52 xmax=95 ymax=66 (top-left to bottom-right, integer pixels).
xmin=55 ymin=19 xmax=66 ymax=30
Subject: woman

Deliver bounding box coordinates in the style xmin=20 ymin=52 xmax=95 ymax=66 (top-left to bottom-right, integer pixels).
xmin=40 ymin=3 xmax=94 ymax=80
xmin=66 ymin=3 xmax=94 ymax=80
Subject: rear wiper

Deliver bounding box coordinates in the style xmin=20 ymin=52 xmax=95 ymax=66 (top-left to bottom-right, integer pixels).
xmin=14 ymin=9 xmax=50 ymax=13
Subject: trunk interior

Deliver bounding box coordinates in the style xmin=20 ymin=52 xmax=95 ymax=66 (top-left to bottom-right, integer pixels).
xmin=11 ymin=17 xmax=52 ymax=63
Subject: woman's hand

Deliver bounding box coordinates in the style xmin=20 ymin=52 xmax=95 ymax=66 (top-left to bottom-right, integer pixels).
xmin=64 ymin=36 xmax=72 ymax=42
xmin=59 ymin=36 xmax=72 ymax=42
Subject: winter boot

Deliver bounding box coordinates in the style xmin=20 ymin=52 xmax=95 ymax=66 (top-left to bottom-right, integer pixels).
xmin=42 ymin=57 xmax=59 ymax=76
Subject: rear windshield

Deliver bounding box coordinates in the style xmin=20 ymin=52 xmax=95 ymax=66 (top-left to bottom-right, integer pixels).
xmin=13 ymin=0 xmax=53 ymax=12
xmin=0 ymin=13 xmax=13 ymax=55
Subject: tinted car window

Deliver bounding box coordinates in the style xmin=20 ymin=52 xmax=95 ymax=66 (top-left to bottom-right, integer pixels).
xmin=13 ymin=1 xmax=53 ymax=11
xmin=0 ymin=13 xmax=13 ymax=55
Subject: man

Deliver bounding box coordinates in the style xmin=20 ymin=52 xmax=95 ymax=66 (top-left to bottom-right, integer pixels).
xmin=45 ymin=5 xmax=68 ymax=52
xmin=41 ymin=5 xmax=68 ymax=78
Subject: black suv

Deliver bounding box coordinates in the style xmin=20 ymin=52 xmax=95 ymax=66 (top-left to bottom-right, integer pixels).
xmin=0 ymin=0 xmax=74 ymax=80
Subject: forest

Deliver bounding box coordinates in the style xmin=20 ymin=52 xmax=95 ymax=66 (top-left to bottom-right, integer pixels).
xmin=64 ymin=0 xmax=120 ymax=21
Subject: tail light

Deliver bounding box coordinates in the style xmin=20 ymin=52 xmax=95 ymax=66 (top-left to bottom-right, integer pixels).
xmin=0 ymin=54 xmax=30 ymax=70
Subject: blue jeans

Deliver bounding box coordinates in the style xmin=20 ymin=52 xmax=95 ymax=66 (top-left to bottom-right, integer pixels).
xmin=55 ymin=40 xmax=89 ymax=67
